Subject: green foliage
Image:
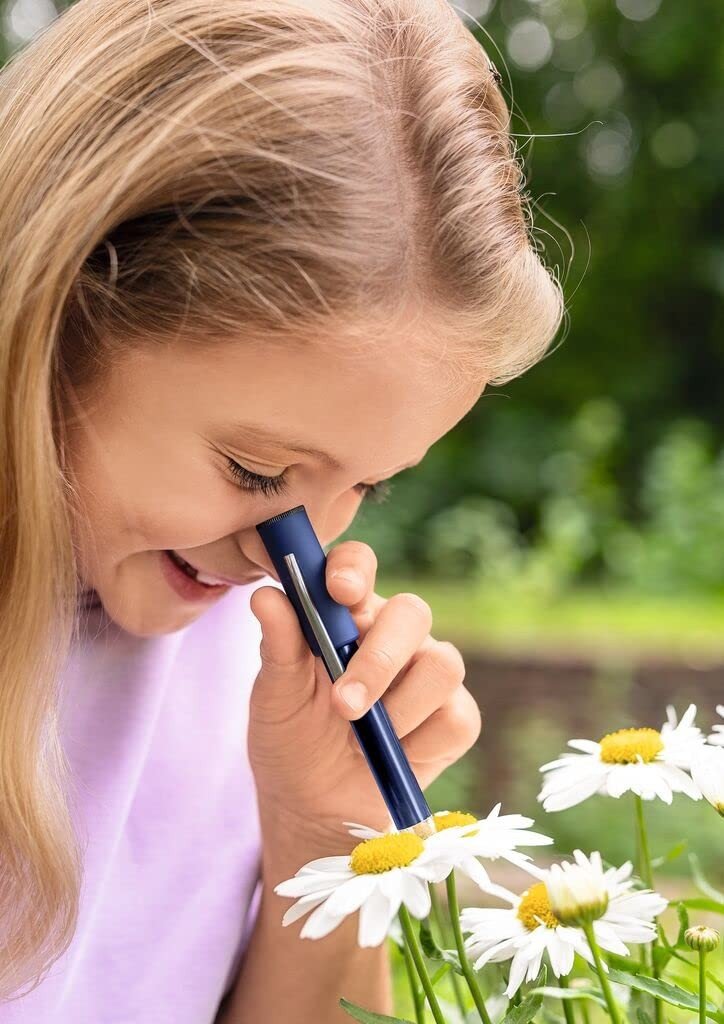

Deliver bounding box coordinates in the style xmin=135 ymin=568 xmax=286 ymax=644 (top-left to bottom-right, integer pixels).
xmin=608 ymin=969 xmax=724 ymax=1021
xmin=419 ymin=918 xmax=465 ymax=976
xmin=355 ymin=405 xmax=724 ymax=599
xmin=339 ymin=997 xmax=415 ymax=1024
xmin=348 ymin=0 xmax=724 ymax=604
xmin=528 ymin=987 xmax=607 ymax=1010
xmin=500 ymin=991 xmax=544 ymax=1024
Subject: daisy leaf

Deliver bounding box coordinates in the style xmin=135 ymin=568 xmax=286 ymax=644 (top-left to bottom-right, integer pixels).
xmin=528 ymin=986 xmax=607 ymax=1011
xmin=675 ymin=903 xmax=690 ymax=947
xmin=636 ymin=1009 xmax=654 ymax=1024
xmin=339 ymin=998 xmax=415 ymax=1023
xmin=604 ymin=952 xmax=644 ymax=975
xmin=418 ymin=918 xmax=464 ymax=975
xmin=500 ymin=990 xmax=543 ymax=1024
xmin=608 ymin=968 xmax=724 ymax=1022
xmin=680 ymin=897 xmax=724 ymax=916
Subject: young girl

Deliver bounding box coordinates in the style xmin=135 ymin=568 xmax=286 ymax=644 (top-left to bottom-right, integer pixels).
xmin=0 ymin=0 xmax=563 ymax=1020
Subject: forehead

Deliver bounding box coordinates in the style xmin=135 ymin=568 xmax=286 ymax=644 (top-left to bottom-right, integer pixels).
xmin=111 ymin=325 xmax=483 ymax=474
xmin=208 ymin=332 xmax=481 ymax=463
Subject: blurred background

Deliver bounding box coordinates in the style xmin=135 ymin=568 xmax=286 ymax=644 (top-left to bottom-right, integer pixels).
xmin=2 ymin=0 xmax=722 ymax=884
xmin=361 ymin=0 xmax=724 ymax=886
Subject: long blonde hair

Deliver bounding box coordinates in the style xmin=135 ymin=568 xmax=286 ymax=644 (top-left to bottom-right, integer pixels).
xmin=0 ymin=0 xmax=563 ymax=998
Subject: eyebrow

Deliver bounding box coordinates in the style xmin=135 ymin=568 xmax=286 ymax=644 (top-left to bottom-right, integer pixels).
xmin=225 ymin=422 xmax=344 ymax=470
xmin=225 ymin=421 xmax=425 ymax=476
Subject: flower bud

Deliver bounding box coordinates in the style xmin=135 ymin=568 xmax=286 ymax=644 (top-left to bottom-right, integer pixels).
xmin=545 ymin=861 xmax=609 ymax=927
xmin=685 ymin=926 xmax=720 ymax=953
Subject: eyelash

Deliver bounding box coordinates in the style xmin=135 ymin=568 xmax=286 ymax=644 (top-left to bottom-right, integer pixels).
xmin=225 ymin=457 xmax=393 ymax=504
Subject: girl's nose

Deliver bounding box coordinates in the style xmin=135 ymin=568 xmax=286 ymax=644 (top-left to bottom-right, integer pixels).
xmin=238 ymin=481 xmax=364 ymax=576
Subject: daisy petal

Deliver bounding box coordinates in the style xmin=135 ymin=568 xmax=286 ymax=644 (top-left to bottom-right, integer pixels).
xmin=343 ymin=821 xmax=387 ymax=839
xmin=322 ymin=873 xmax=378 ymax=918
xmin=358 ymin=885 xmax=395 ymax=948
xmin=274 ymin=872 xmax=351 ymax=898
xmin=299 ymin=901 xmax=347 ymax=940
xmin=399 ymin=872 xmax=431 ymax=919
xmin=506 ymin=945 xmax=535 ymax=997
xmin=282 ymin=892 xmax=330 ymax=927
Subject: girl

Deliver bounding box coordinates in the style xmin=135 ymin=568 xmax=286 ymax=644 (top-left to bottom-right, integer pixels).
xmin=0 ymin=0 xmax=563 ymax=1020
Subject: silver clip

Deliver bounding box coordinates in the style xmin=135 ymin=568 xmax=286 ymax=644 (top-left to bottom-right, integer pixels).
xmin=283 ymin=553 xmax=345 ymax=681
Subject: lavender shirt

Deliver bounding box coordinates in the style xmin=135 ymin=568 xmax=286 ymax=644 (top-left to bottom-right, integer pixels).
xmin=0 ymin=580 xmax=271 ymax=1023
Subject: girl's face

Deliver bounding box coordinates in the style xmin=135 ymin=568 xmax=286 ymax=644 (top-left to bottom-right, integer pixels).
xmin=65 ymin=327 xmax=483 ymax=636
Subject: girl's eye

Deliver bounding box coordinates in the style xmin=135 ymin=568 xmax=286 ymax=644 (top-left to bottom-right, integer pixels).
xmin=225 ymin=458 xmax=393 ymax=504
xmin=226 ymin=458 xmax=289 ymax=497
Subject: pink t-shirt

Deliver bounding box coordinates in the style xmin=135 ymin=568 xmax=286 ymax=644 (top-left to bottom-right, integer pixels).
xmin=0 ymin=579 xmax=270 ymax=1023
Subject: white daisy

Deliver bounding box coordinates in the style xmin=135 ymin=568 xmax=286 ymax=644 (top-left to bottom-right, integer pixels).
xmin=546 ymin=851 xmax=609 ymax=926
xmin=538 ymin=704 xmax=706 ymax=811
xmin=346 ymin=805 xmax=553 ymax=900
xmin=708 ymin=705 xmax=724 ymax=746
xmin=691 ymin=745 xmax=724 ymax=817
xmin=460 ymin=851 xmax=667 ymax=997
xmin=274 ymin=827 xmax=457 ymax=947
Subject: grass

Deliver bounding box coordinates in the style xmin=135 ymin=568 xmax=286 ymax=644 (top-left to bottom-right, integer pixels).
xmin=376 ymin=580 xmax=724 ymax=660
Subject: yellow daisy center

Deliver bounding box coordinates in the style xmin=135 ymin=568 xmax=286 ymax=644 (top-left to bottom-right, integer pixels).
xmin=599 ymin=727 xmax=663 ymax=764
xmin=434 ymin=810 xmax=479 ymax=836
xmin=517 ymin=883 xmax=560 ymax=930
xmin=349 ymin=833 xmax=424 ymax=875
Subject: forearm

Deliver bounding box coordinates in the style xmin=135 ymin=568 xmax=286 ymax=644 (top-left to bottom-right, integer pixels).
xmin=218 ymin=823 xmax=394 ymax=1023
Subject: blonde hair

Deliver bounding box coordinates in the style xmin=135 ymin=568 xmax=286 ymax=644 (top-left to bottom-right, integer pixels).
xmin=0 ymin=0 xmax=563 ymax=998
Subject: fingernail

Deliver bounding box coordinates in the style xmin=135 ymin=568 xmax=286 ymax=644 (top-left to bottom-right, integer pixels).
xmin=338 ymin=681 xmax=367 ymax=712
xmin=330 ymin=569 xmax=362 ymax=588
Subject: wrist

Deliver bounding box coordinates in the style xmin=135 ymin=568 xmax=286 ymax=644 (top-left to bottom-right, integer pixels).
xmin=257 ymin=802 xmax=355 ymax=883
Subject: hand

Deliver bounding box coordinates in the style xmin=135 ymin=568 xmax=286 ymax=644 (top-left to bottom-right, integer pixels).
xmin=247 ymin=540 xmax=482 ymax=854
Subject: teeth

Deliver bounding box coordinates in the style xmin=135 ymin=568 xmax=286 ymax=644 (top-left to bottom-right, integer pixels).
xmin=195 ymin=571 xmax=229 ymax=587
xmin=169 ymin=550 xmax=230 ymax=587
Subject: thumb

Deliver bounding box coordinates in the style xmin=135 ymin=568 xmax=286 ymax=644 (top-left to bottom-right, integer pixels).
xmin=249 ymin=584 xmax=315 ymax=707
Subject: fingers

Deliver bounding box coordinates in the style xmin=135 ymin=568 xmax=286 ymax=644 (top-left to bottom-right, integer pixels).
xmin=332 ymin=592 xmax=433 ymax=718
xmin=250 ymin=585 xmax=309 ymax=672
xmin=368 ymin=639 xmax=468 ymax=739
xmin=400 ymin=686 xmax=483 ymax=766
xmin=325 ymin=540 xmax=378 ymax=611
xmin=249 ymin=585 xmax=316 ymax=717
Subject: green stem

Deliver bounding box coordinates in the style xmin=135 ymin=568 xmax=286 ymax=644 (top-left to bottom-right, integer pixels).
xmin=582 ymin=922 xmax=622 ymax=1024
xmin=557 ymin=971 xmax=577 ymax=1024
xmin=699 ymin=950 xmax=707 ymax=1024
xmin=634 ymin=795 xmax=654 ymax=888
xmin=398 ymin=905 xmax=446 ymax=1024
xmin=399 ymin=931 xmax=426 ymax=1024
xmin=429 ymin=883 xmax=469 ymax=1020
xmin=446 ymin=872 xmax=494 ymax=1024
xmin=634 ymin=795 xmax=663 ymax=1024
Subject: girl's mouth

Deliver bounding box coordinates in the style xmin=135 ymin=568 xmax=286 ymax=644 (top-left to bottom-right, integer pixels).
xmin=167 ymin=549 xmax=220 ymax=584
xmin=161 ymin=549 xmax=232 ymax=601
